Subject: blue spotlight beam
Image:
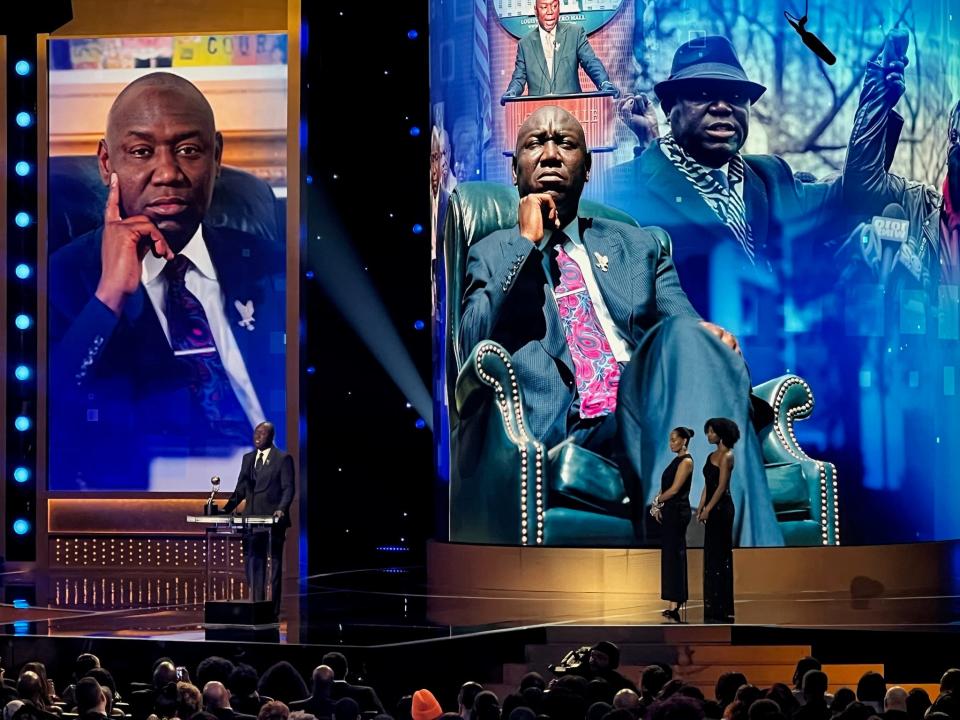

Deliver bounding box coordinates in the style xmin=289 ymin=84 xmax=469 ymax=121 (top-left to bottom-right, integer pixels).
xmin=310 ymin=228 xmax=433 ymax=429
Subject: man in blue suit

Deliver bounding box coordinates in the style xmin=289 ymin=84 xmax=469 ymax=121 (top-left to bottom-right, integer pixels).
xmin=460 ymin=106 xmax=783 ymax=546
xmin=49 ymin=73 xmax=285 ymax=490
xmin=502 ymin=0 xmax=619 ymax=101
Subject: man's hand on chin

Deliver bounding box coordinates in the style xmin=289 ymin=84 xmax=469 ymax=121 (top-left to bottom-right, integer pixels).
xmin=700 ymin=321 xmax=741 ymax=354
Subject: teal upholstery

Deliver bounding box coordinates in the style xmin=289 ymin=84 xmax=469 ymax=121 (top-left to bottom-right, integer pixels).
xmin=444 ymin=181 xmax=839 ymax=547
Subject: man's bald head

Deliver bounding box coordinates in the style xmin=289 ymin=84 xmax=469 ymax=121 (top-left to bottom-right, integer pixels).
xmin=514 ymin=106 xmax=586 ymax=157
xmin=203 ymin=681 xmax=231 ymax=710
xmin=105 ymin=73 xmax=215 ymax=144
xmin=154 ymin=661 xmax=178 ymax=688
xmin=312 ymin=665 xmax=335 ymax=696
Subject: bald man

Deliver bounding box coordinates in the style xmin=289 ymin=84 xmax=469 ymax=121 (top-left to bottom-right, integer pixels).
xmin=459 ymin=106 xmax=782 ymax=546
xmin=49 ymin=72 xmax=286 ymax=490
xmin=203 ymin=682 xmax=256 ymax=720
xmin=289 ymin=666 xmax=336 ymax=718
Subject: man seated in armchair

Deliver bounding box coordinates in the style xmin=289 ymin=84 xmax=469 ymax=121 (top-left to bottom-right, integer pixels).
xmin=459 ymin=106 xmax=783 ymax=546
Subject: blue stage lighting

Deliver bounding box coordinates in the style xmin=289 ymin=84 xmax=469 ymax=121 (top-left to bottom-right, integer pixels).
xmin=412 ymin=223 xmax=424 ymax=234
xmin=407 ymin=30 xmax=419 ymax=40
xmin=15 ymin=365 xmax=32 ymax=381
xmin=415 ymin=418 xmax=426 ymax=429
xmin=15 ymin=314 xmax=32 ymax=330
xmin=15 ymin=212 xmax=31 ymax=228
xmin=15 ymin=263 xmax=32 ymax=279
xmin=14 ymin=416 xmax=32 ymax=432
xmin=15 ymin=112 xmax=32 ymax=128
xmin=413 ymin=320 xmax=425 ymax=330
xmin=15 ymin=161 xmax=31 ymax=176
xmin=12 ymin=519 xmax=31 ymax=535
xmin=409 ymin=126 xmax=421 ymax=137
xmin=15 ymin=60 xmax=32 ymax=76
xmin=13 ymin=467 xmax=31 ymax=483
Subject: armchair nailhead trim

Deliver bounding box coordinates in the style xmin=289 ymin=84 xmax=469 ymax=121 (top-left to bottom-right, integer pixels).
xmin=475 ymin=344 xmax=545 ymax=545
xmin=770 ymin=377 xmax=840 ymax=546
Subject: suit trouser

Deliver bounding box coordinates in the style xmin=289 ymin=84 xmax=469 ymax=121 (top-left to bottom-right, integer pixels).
xmin=570 ymin=316 xmax=784 ymax=548
xmin=244 ymin=526 xmax=286 ymax=615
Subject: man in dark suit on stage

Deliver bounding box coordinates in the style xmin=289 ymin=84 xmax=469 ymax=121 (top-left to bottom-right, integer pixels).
xmin=48 ymin=72 xmax=285 ymax=490
xmin=501 ymin=0 xmax=619 ymax=101
xmin=459 ymin=105 xmax=782 ymax=546
xmin=223 ymin=421 xmax=294 ymax=617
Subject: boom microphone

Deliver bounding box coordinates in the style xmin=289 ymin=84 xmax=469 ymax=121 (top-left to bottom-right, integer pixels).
xmin=785 ymin=3 xmax=836 ymax=66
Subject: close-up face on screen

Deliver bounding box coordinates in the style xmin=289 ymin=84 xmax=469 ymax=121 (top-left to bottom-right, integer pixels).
xmin=431 ymin=0 xmax=960 ymax=548
xmin=46 ymin=33 xmax=289 ymax=492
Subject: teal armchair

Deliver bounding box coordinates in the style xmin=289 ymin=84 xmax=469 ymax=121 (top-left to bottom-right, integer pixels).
xmin=443 ymin=182 xmax=839 ymax=547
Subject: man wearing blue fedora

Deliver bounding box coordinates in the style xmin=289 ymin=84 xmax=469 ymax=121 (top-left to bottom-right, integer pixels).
xmin=605 ymin=35 xmax=905 ymax=337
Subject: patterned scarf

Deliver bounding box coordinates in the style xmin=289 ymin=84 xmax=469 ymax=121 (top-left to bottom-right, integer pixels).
xmin=941 ymin=175 xmax=960 ymax=286
xmin=659 ymin=133 xmax=755 ymax=262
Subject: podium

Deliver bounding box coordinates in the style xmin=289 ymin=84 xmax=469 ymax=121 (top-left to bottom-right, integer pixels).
xmin=501 ymin=91 xmax=617 ymax=155
xmin=186 ymin=514 xmax=280 ymax=641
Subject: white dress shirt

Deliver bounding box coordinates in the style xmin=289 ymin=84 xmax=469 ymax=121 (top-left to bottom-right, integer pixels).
xmin=538 ymin=26 xmax=558 ymax=78
xmin=255 ymin=447 xmax=271 ymax=466
xmin=542 ymin=218 xmax=633 ymax=362
xmin=141 ymin=226 xmax=266 ymax=429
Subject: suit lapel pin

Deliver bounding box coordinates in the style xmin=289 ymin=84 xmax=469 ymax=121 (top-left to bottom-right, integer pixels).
xmin=594 ymin=252 xmax=609 ymax=272
xmin=234 ymin=300 xmax=256 ymax=331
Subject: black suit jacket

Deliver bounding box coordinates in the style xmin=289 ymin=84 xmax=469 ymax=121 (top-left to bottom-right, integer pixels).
xmin=459 ymin=217 xmax=698 ymax=447
xmin=288 ymin=696 xmax=335 ymax=718
xmin=605 ymin=145 xmax=845 ymax=314
xmin=330 ymin=682 xmax=385 ymax=714
xmin=47 ymin=224 xmax=286 ymax=489
xmin=208 ymin=708 xmax=257 ymax=720
xmin=223 ymin=446 xmax=295 ymax=526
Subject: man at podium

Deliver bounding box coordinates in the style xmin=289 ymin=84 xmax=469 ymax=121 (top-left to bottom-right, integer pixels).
xmin=501 ymin=0 xmax=619 ymax=101
xmin=223 ymin=421 xmax=294 ymax=616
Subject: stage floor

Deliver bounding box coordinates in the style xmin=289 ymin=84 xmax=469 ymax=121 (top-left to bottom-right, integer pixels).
xmin=2 ymin=564 xmax=960 ymax=647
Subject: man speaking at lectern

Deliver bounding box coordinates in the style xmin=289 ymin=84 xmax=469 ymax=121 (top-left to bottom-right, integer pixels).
xmin=223 ymin=421 xmax=294 ymax=617
xmin=502 ymin=0 xmax=619 ymax=101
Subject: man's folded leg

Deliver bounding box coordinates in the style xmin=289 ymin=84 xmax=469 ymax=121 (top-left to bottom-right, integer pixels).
xmin=614 ymin=316 xmax=784 ymax=547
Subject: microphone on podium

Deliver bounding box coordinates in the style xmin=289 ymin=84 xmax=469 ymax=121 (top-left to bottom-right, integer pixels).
xmin=204 ymin=476 xmax=222 ymax=516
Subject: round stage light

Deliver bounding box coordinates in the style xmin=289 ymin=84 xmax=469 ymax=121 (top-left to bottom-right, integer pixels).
xmin=412 ymin=223 xmax=424 ymax=235
xmin=413 ymin=320 xmax=425 ymax=331
xmin=15 ymin=314 xmax=32 ymax=330
xmin=15 ymin=161 xmax=31 ymax=176
xmin=409 ymin=126 xmax=421 ymax=137
xmin=15 ymin=60 xmax=32 ymax=76
xmin=15 ymin=263 xmax=32 ymax=279
xmin=13 ymin=467 xmax=31 ymax=483
xmin=407 ymin=30 xmax=419 ymax=40
xmin=15 ymin=112 xmax=32 ymax=128
xmin=14 ymin=416 xmax=32 ymax=432
xmin=15 ymin=212 xmax=32 ymax=228
xmin=12 ymin=519 xmax=32 ymax=536
xmin=415 ymin=418 xmax=426 ymax=429
xmin=14 ymin=365 xmax=32 ymax=381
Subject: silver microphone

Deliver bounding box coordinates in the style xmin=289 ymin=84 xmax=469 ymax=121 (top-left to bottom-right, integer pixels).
xmin=207 ymin=476 xmax=221 ymax=504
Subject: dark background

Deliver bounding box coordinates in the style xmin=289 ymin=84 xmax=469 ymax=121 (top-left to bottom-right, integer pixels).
xmin=302 ymin=3 xmax=434 ymax=575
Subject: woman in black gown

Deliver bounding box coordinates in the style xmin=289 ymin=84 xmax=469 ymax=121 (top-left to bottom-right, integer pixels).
xmin=698 ymin=417 xmax=739 ymax=623
xmin=652 ymin=426 xmax=695 ymax=622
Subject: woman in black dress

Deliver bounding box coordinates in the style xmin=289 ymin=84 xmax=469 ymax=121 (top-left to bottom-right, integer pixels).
xmin=698 ymin=417 xmax=739 ymax=623
xmin=652 ymin=426 xmax=695 ymax=622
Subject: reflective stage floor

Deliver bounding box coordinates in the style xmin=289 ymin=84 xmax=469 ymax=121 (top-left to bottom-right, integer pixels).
xmin=2 ymin=563 xmax=960 ymax=647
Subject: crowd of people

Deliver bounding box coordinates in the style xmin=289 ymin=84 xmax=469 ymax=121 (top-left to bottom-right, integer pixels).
xmin=1 ymin=646 xmax=958 ymax=720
